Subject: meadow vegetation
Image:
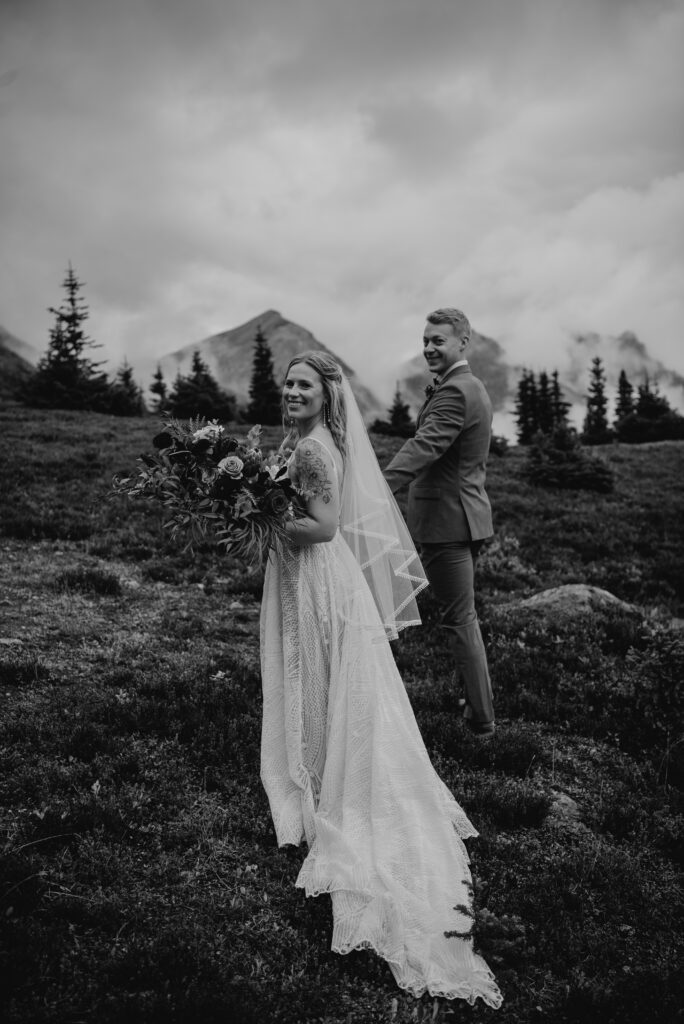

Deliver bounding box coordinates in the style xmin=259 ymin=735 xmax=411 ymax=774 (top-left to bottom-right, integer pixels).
xmin=1 ymin=403 xmax=683 ymax=1023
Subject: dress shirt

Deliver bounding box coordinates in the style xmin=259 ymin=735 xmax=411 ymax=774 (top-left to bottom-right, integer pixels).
xmin=433 ymin=359 xmax=469 ymax=385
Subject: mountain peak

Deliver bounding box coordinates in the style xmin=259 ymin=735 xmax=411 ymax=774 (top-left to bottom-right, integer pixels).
xmin=226 ymin=309 xmax=285 ymax=333
xmin=155 ymin=311 xmax=383 ymax=420
xmin=617 ymin=331 xmax=648 ymax=358
xmin=0 ymin=325 xmax=40 ymax=365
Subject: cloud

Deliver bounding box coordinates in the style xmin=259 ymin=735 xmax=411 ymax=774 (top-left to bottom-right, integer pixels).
xmin=446 ymin=172 xmax=684 ymax=377
xmin=0 ymin=0 xmax=682 ymax=400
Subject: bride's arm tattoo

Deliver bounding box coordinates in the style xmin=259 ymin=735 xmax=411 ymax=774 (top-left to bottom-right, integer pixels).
xmin=295 ymin=442 xmax=333 ymax=504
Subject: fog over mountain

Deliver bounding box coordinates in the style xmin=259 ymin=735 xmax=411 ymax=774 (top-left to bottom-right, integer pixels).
xmin=0 ymin=326 xmax=38 ymax=397
xmin=0 ymin=326 xmax=40 ymax=367
xmin=147 ymin=314 xmax=684 ymax=436
xmin=395 ymin=331 xmax=513 ymax=416
xmin=563 ymin=331 xmax=684 ymax=405
xmin=522 ymin=330 xmax=684 ymax=439
xmin=4 ymin=314 xmax=683 ymax=441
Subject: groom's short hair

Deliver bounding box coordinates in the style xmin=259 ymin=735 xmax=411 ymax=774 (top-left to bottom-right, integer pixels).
xmin=426 ymin=308 xmax=471 ymax=343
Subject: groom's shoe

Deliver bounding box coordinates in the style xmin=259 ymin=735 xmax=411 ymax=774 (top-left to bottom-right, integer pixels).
xmin=462 ymin=702 xmax=495 ymax=737
xmin=465 ymin=718 xmax=496 ymax=738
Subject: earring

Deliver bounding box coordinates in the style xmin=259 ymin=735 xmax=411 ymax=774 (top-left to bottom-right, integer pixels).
xmin=323 ymin=402 xmax=330 ymax=427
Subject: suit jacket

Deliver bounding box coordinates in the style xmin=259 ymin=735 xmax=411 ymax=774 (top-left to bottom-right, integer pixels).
xmin=384 ymin=364 xmax=494 ymax=544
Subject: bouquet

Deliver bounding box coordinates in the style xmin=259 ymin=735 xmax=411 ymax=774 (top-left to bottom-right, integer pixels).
xmin=114 ymin=418 xmax=300 ymax=563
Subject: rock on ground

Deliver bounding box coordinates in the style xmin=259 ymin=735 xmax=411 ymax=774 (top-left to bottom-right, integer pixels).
xmin=493 ymin=583 xmax=635 ymax=619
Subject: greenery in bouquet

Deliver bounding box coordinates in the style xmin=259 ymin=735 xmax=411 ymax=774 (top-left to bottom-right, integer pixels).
xmin=114 ymin=417 xmax=300 ymax=562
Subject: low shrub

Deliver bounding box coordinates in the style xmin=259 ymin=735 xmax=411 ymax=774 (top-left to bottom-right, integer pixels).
xmin=619 ymin=631 xmax=684 ymax=785
xmin=489 ymin=434 xmax=510 ymax=457
xmin=1 ymin=506 xmax=94 ymax=541
xmin=0 ymin=650 xmax=53 ymax=687
xmin=587 ymin=775 xmax=684 ymax=861
xmin=562 ymin=965 xmax=684 ymax=1024
xmin=141 ymin=558 xmax=185 ymax=584
xmin=49 ymin=566 xmax=122 ymax=596
xmin=449 ymin=769 xmax=552 ymax=830
xmin=478 ymin=532 xmax=540 ymax=593
xmin=525 ymin=427 xmax=615 ymax=493
xmin=215 ymin=564 xmax=265 ymax=598
xmin=615 ymin=410 xmax=684 ymax=443
xmin=140 ymin=550 xmax=217 ymax=586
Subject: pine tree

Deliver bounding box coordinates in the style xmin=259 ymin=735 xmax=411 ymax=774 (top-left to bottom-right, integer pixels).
xmin=582 ymin=357 xmax=612 ymax=445
xmin=106 ymin=359 xmax=146 ymax=416
xmin=614 ymin=370 xmax=635 ymax=424
xmin=537 ymin=371 xmax=554 ymax=435
xmin=246 ymin=326 xmax=282 ymax=425
xmin=167 ymin=351 xmax=236 ymax=420
xmin=528 ymin=372 xmax=539 ymax=437
xmin=635 ymin=376 xmax=671 ymax=419
xmin=615 ymin=375 xmax=684 ymax=442
xmin=371 ymin=384 xmax=416 ymax=437
xmin=150 ymin=365 xmax=168 ymax=413
xmin=388 ymin=384 xmax=415 ymax=437
xmin=525 ymin=423 xmax=614 ymax=493
xmin=23 ymin=263 xmax=110 ymax=410
xmin=550 ymin=370 xmax=571 ymax=428
xmin=515 ymin=370 xmax=539 ymax=445
xmin=514 ymin=370 xmax=529 ymax=444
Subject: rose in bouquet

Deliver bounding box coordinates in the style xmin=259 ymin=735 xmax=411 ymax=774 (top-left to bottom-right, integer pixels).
xmin=114 ymin=417 xmax=300 ymax=563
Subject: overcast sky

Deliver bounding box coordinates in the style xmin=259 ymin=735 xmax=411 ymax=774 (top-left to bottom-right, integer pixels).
xmin=1 ymin=0 xmax=683 ymax=395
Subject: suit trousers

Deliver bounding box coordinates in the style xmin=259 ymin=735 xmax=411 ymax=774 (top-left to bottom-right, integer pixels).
xmin=419 ymin=541 xmax=495 ymax=730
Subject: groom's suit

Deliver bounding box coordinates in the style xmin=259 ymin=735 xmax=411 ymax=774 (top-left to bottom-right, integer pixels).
xmin=384 ymin=362 xmax=495 ymax=732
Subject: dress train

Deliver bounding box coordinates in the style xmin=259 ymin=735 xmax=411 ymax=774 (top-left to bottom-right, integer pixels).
xmin=260 ymin=532 xmax=502 ymax=1007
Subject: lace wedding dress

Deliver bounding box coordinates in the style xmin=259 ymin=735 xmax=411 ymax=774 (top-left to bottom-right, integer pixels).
xmin=260 ymin=479 xmax=503 ymax=1006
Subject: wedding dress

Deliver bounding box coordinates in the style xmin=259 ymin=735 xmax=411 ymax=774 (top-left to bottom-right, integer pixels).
xmin=260 ymin=411 xmax=502 ymax=1007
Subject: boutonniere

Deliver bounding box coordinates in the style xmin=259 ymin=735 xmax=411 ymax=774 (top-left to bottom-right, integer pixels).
xmin=424 ymin=384 xmax=436 ymax=399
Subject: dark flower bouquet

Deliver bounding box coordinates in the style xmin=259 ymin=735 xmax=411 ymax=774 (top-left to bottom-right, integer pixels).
xmin=114 ymin=417 xmax=299 ymax=562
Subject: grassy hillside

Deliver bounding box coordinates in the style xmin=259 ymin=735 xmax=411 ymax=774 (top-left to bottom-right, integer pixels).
xmin=0 ymin=403 xmax=682 ymax=1024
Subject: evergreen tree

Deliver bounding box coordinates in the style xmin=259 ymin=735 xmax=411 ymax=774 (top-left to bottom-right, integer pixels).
xmin=517 ymin=368 xmax=570 ymax=443
xmin=371 ymin=384 xmax=416 ymax=437
xmin=105 ymin=359 xmax=146 ymax=416
xmin=23 ymin=263 xmax=110 ymax=410
xmin=169 ymin=370 xmax=185 ymax=414
xmin=614 ymin=369 xmax=635 ymax=424
xmin=388 ymin=384 xmax=415 ymax=437
xmin=615 ymin=375 xmax=684 ymax=442
xmin=537 ymin=371 xmax=554 ymax=435
xmin=551 ymin=370 xmax=571 ymax=428
xmin=167 ymin=351 xmax=236 ymax=420
xmin=525 ymin=424 xmax=614 ymax=493
xmin=515 ymin=370 xmax=539 ymax=444
xmin=635 ymin=376 xmax=671 ymax=419
xmin=150 ymin=364 xmax=168 ymax=413
xmin=246 ymin=326 xmax=282 ymax=425
xmin=582 ymin=357 xmax=612 ymax=445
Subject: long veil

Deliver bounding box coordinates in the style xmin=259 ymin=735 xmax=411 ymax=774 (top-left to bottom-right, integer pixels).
xmin=339 ymin=376 xmax=428 ymax=639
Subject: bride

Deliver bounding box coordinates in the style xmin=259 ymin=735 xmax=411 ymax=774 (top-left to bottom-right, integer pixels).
xmin=260 ymin=351 xmax=502 ymax=1008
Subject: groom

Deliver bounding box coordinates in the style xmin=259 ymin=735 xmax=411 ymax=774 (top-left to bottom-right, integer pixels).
xmin=384 ymin=307 xmax=496 ymax=736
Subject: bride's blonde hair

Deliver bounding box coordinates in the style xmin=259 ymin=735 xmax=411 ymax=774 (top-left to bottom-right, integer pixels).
xmin=281 ymin=351 xmax=348 ymax=462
